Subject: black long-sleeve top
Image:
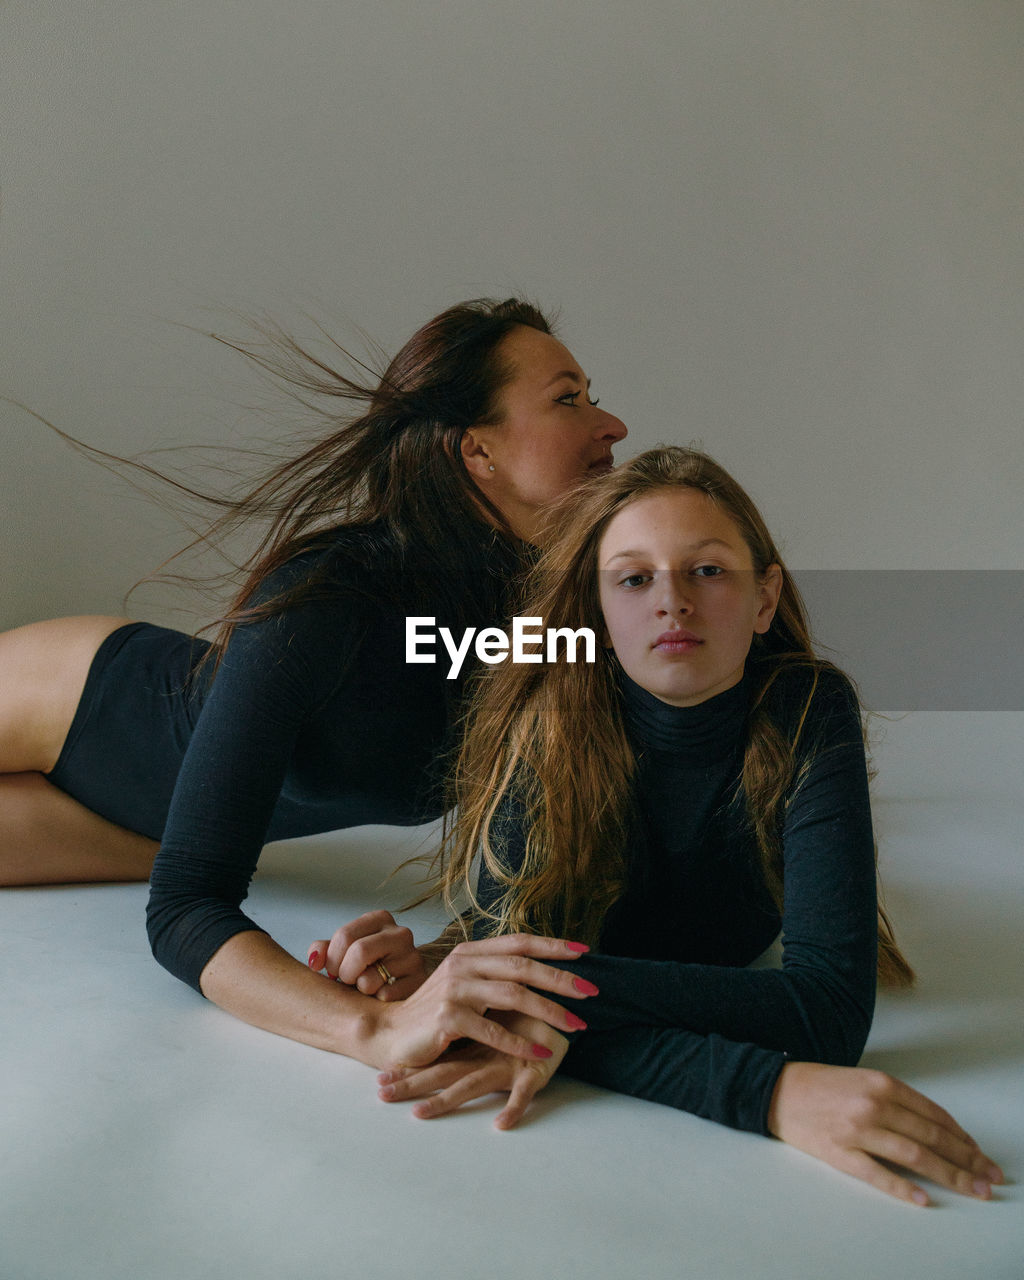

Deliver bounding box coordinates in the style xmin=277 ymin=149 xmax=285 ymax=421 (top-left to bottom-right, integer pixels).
xmin=474 ymin=665 xmax=878 ymax=1134
xmin=142 ymin=524 xmax=523 ymax=992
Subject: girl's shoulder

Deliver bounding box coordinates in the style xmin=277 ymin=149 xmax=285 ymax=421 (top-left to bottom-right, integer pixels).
xmin=754 ymin=660 xmax=863 ymax=748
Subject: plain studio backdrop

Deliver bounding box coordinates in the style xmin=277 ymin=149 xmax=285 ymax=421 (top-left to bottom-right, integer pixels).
xmin=2 ymin=4 xmax=1022 ymax=1279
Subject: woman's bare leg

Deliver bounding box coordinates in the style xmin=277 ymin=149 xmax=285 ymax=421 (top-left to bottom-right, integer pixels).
xmin=0 ymin=772 xmax=158 ymax=884
xmin=0 ymin=616 xmax=159 ymax=885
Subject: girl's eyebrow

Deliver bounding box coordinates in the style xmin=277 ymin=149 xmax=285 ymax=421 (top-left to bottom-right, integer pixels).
xmin=603 ymin=537 xmax=734 ymax=564
xmin=543 ymin=371 xmax=592 ymax=389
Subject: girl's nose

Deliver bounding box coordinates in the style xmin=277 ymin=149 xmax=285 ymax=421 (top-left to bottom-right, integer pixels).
xmin=655 ymin=573 xmax=694 ymax=615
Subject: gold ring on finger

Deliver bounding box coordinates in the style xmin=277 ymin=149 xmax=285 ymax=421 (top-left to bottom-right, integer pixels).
xmin=375 ymin=961 xmax=397 ymax=987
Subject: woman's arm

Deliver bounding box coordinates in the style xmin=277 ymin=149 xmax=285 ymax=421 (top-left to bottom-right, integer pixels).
xmin=200 ymin=928 xmax=593 ymax=1068
xmin=146 ymin=592 xmax=345 ymax=992
xmin=145 ymin=589 xmax=591 ymax=1059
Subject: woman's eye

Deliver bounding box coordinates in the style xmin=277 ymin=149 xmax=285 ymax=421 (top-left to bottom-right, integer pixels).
xmin=588 ymin=396 xmax=600 ymax=406
xmin=557 ymin=391 xmax=581 ymax=405
xmin=618 ymin=573 xmax=650 ymax=589
xmin=692 ymin=565 xmax=725 ymax=578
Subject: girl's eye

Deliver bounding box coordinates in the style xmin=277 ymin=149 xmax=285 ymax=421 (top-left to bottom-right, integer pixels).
xmin=618 ymin=573 xmax=650 ymax=589
xmin=692 ymin=565 xmax=725 ymax=578
xmin=557 ymin=391 xmax=581 ymax=406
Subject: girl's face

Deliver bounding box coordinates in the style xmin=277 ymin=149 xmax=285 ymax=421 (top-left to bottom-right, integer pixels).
xmin=461 ymin=326 xmax=628 ymax=541
xmin=597 ymin=488 xmax=782 ymax=707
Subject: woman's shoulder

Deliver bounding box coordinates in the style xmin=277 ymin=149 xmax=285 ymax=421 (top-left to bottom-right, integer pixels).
xmin=248 ymin=522 xmax=397 ymax=603
xmin=244 ymin=518 xmax=523 ymax=640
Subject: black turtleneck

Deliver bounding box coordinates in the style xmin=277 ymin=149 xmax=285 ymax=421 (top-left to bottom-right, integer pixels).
xmin=475 ymin=664 xmax=878 ymax=1135
xmin=44 ymin=521 xmax=524 ymax=995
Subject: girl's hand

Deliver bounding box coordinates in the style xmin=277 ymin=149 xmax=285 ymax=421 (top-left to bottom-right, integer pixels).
xmin=377 ymin=1012 xmax=571 ymax=1129
xmin=372 ymin=934 xmax=594 ymax=1071
xmin=767 ymin=1062 xmax=1004 ymax=1206
xmin=307 ymin=910 xmax=426 ymax=1001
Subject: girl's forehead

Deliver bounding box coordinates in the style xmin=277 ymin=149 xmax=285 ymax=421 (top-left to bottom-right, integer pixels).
xmin=599 ymin=488 xmax=744 ymax=551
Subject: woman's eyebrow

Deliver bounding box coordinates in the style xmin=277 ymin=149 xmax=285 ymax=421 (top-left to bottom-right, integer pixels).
xmin=543 ymin=371 xmax=591 ymax=389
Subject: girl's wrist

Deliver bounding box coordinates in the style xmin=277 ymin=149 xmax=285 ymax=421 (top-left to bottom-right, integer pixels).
xmin=766 ymin=1060 xmax=796 ymax=1138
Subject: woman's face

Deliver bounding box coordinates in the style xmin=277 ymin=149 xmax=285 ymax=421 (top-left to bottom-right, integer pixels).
xmin=597 ymin=488 xmax=782 ymax=707
xmin=462 ymin=326 xmax=628 ymax=541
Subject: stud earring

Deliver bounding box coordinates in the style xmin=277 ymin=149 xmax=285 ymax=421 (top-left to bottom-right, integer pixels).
xmin=488 ymin=464 xmax=495 ymax=472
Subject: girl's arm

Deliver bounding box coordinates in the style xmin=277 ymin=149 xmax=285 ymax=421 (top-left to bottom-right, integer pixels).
xmin=477 ymin=670 xmax=877 ymax=1069
xmin=375 ymin=1003 xmax=1002 ymax=1205
xmin=562 ymin=1022 xmax=1002 ymax=1205
xmin=378 ymin=1011 xmax=571 ymax=1129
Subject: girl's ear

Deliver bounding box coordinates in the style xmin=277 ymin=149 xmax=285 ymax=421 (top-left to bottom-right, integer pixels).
xmin=753 ymin=564 xmax=784 ymax=634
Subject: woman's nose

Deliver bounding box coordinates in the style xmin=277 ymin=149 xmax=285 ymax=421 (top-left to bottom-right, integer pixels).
xmin=595 ymin=408 xmax=628 ymax=442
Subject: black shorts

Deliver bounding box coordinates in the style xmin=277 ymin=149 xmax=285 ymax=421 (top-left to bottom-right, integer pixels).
xmin=46 ymin=622 xmax=210 ymax=839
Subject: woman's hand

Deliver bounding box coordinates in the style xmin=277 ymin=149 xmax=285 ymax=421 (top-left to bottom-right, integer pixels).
xmin=308 ymin=910 xmax=426 ymax=1001
xmin=767 ymin=1061 xmax=1004 ymax=1206
xmin=369 ymin=933 xmax=594 ymax=1071
xmin=377 ymin=1012 xmax=571 ymax=1129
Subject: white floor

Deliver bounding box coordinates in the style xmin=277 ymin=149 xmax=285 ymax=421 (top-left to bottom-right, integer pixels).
xmin=3 ymin=712 xmax=1022 ymax=1280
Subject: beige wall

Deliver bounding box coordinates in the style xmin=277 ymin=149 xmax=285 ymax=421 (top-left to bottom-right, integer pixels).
xmin=3 ymin=0 xmax=1022 ymax=632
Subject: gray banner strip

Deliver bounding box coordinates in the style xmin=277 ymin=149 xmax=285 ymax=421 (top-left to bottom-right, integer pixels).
xmin=793 ymin=571 xmax=1023 ymax=711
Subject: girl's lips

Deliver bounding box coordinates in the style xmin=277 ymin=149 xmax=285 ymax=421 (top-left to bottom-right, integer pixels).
xmin=653 ymin=630 xmax=702 ymax=651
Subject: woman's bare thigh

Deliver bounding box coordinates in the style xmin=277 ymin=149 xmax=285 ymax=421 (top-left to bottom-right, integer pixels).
xmin=0 ymin=616 xmax=134 ymax=773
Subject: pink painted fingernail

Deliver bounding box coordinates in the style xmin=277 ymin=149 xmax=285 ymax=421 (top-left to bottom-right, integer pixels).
xmin=532 ymin=1044 xmax=553 ymax=1059
xmin=565 ymin=941 xmax=589 ymax=954
xmin=308 ymin=951 xmax=321 ymax=969
xmin=565 ymin=1012 xmax=588 ymax=1031
xmin=973 ymin=1180 xmax=991 ymax=1198
xmin=910 ymin=1188 xmax=929 ymax=1206
xmin=378 ymin=1084 xmax=396 ymax=1100
xmin=573 ymin=977 xmax=599 ymax=996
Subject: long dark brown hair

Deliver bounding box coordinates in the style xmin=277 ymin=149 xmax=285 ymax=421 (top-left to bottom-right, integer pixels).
xmin=428 ymin=445 xmax=914 ymax=987
xmin=29 ymin=297 xmax=553 ymax=653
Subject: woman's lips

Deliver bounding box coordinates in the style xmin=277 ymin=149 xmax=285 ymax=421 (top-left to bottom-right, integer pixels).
xmin=653 ymin=630 xmax=702 ymax=652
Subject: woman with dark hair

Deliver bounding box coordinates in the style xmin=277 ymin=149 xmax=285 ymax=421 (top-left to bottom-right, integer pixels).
xmin=0 ymin=297 xmax=626 ymax=1068
xmin=350 ymin=446 xmax=1003 ymax=1205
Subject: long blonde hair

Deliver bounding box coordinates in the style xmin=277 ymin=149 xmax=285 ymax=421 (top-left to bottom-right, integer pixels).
xmin=428 ymin=446 xmax=913 ymax=987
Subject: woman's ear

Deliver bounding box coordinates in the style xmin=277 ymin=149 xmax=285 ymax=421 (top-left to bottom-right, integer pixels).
xmin=460 ymin=429 xmax=494 ymax=480
xmin=753 ymin=564 xmax=784 ymax=634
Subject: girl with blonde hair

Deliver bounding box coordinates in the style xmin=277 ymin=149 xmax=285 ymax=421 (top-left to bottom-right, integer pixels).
xmin=328 ymin=445 xmax=1003 ymax=1206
